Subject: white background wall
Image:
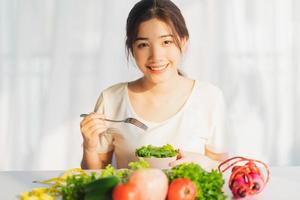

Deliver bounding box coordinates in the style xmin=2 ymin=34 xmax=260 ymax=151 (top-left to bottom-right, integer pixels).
xmin=0 ymin=0 xmax=299 ymax=170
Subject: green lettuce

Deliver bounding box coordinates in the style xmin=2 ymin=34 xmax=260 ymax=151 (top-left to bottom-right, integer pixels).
xmin=135 ymin=144 xmax=178 ymax=158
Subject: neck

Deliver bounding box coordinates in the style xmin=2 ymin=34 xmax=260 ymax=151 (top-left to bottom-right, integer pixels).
xmin=139 ymin=74 xmax=183 ymax=95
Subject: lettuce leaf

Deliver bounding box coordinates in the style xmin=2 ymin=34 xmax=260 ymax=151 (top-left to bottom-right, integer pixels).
xmin=135 ymin=144 xmax=178 ymax=158
xmin=166 ymin=163 xmax=226 ymax=200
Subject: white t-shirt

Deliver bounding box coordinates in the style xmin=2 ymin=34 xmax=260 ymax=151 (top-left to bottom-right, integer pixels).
xmin=93 ymin=80 xmax=229 ymax=168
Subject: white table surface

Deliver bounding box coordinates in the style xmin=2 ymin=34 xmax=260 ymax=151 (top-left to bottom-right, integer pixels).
xmin=0 ymin=166 xmax=300 ymax=199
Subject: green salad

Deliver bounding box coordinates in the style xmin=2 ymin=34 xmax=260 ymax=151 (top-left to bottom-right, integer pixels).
xmin=135 ymin=144 xmax=178 ymax=158
xmin=166 ymin=163 xmax=226 ymax=200
xmin=21 ymin=159 xmax=150 ymax=200
xmin=21 ymin=159 xmax=226 ymax=200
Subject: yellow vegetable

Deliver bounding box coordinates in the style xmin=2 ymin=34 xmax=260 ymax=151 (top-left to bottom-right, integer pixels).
xmin=20 ymin=188 xmax=54 ymax=200
xmin=20 ymin=168 xmax=87 ymax=199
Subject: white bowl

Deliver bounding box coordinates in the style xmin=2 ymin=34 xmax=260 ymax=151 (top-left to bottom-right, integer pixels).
xmin=138 ymin=156 xmax=177 ymax=169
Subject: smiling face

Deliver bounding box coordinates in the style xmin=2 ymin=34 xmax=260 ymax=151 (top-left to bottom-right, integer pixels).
xmin=132 ymin=18 xmax=186 ymax=84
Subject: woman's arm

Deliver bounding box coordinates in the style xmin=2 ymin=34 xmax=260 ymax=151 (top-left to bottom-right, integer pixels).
xmin=204 ymin=145 xmax=228 ymax=162
xmin=169 ymin=147 xmax=228 ymax=171
xmin=81 ymin=150 xmax=113 ymax=169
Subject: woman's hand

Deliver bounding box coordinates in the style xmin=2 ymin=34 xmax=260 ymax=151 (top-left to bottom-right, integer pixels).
xmin=169 ymin=150 xmax=219 ymax=171
xmin=80 ymin=112 xmax=108 ymax=152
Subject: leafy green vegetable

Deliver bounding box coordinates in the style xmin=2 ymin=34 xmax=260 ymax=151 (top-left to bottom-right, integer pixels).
xmin=93 ymin=159 xmax=151 ymax=184
xmin=22 ymin=159 xmax=151 ymax=199
xmin=99 ymin=164 xmax=117 ymax=177
xmin=60 ymin=166 xmax=125 ymax=200
xmin=24 ymin=160 xmax=226 ymax=200
xmin=166 ymin=163 xmax=226 ymax=200
xmin=60 ymin=172 xmax=98 ymax=200
xmin=135 ymin=144 xmax=178 ymax=158
xmin=128 ymin=158 xmax=150 ymax=170
xmin=99 ymin=158 xmax=150 ymax=183
xmin=115 ymin=169 xmax=130 ymax=183
xmin=99 ymin=164 xmax=130 ymax=183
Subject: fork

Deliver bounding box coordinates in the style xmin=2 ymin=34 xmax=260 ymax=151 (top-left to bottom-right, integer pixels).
xmin=80 ymin=114 xmax=148 ymax=131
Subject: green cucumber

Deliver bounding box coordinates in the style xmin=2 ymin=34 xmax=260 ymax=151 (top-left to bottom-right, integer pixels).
xmin=84 ymin=190 xmax=111 ymax=200
xmin=83 ymin=176 xmax=119 ymax=194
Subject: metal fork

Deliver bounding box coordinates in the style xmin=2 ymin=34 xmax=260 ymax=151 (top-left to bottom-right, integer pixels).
xmin=80 ymin=114 xmax=148 ymax=131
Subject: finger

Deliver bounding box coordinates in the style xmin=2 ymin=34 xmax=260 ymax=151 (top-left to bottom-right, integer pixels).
xmin=91 ymin=113 xmax=106 ymax=119
xmin=80 ymin=113 xmax=96 ymax=127
xmin=82 ymin=118 xmax=106 ymax=130
xmin=82 ymin=130 xmax=102 ymax=144
xmin=81 ymin=112 xmax=95 ymax=121
xmin=86 ymin=113 xmax=106 ymax=121
xmin=90 ymin=127 xmax=106 ymax=137
xmin=81 ymin=117 xmax=106 ymax=129
xmin=81 ymin=123 xmax=106 ymax=136
xmin=80 ymin=115 xmax=93 ymax=128
xmin=89 ymin=124 xmax=107 ymax=135
xmin=81 ymin=116 xmax=106 ymax=128
xmin=176 ymin=149 xmax=186 ymax=159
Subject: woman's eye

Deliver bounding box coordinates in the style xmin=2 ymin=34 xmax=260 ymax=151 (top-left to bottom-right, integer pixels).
xmin=137 ymin=43 xmax=148 ymax=48
xmin=163 ymin=40 xmax=173 ymax=46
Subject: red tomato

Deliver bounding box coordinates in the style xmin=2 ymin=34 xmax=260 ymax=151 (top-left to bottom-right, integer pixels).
xmin=167 ymin=178 xmax=197 ymax=200
xmin=112 ymin=183 xmax=141 ymax=200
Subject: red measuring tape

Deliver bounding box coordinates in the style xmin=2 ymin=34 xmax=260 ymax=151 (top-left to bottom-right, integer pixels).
xmin=218 ymin=156 xmax=270 ymax=198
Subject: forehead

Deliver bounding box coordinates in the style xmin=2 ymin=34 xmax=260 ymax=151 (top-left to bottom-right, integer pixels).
xmin=137 ymin=18 xmax=173 ymax=38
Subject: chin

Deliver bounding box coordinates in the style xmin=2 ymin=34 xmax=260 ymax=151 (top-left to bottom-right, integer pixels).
xmin=147 ymin=72 xmax=175 ymax=84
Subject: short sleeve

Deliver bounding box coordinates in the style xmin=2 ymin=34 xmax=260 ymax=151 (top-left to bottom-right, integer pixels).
xmin=93 ymin=93 xmax=114 ymax=153
xmin=94 ymin=93 xmax=104 ymax=113
xmin=206 ymin=89 xmax=229 ymax=153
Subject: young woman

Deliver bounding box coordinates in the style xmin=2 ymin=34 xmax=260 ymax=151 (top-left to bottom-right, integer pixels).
xmin=80 ymin=0 xmax=229 ymax=170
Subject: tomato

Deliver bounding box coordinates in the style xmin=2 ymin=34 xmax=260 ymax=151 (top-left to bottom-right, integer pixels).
xmin=167 ymin=178 xmax=197 ymax=200
xmin=112 ymin=183 xmax=141 ymax=200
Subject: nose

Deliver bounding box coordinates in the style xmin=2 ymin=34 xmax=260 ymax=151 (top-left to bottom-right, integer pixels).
xmin=149 ymin=44 xmax=164 ymax=61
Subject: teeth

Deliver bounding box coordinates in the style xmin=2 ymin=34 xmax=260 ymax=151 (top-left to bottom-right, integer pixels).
xmin=148 ymin=64 xmax=168 ymax=71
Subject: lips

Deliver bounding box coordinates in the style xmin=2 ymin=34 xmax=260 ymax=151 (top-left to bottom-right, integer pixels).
xmin=146 ymin=64 xmax=169 ymax=73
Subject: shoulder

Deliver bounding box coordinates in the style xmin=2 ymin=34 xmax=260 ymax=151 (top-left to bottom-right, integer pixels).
xmin=98 ymin=82 xmax=128 ymax=105
xmin=190 ymin=80 xmax=226 ymax=111
xmin=195 ymin=81 xmax=223 ymax=99
xmin=101 ymin=82 xmax=127 ymax=98
xmin=95 ymin=82 xmax=128 ymax=114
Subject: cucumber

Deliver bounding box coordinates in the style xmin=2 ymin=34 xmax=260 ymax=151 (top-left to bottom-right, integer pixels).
xmin=84 ymin=190 xmax=111 ymax=200
xmin=83 ymin=176 xmax=119 ymax=194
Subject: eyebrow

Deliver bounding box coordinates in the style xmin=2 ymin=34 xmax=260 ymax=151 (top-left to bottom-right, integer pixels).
xmin=135 ymin=34 xmax=173 ymax=41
